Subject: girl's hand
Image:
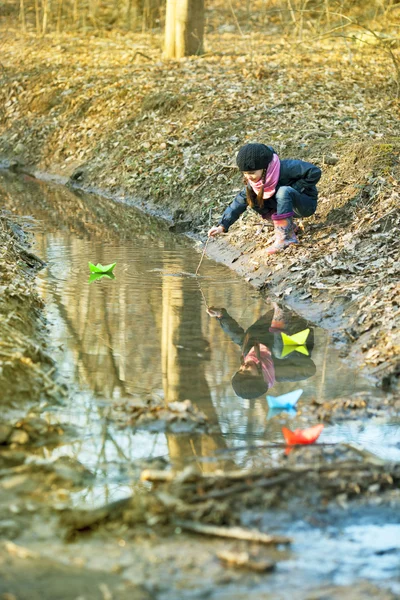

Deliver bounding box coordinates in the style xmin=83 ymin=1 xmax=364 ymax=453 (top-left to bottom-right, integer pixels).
xmin=208 ymin=225 xmax=225 ymax=237
xmin=207 ymin=307 xmax=224 ymax=318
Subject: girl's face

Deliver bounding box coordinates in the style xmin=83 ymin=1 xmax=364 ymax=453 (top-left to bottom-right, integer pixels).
xmin=239 ymin=360 xmax=260 ymax=377
xmin=243 ymin=169 xmax=263 ymax=183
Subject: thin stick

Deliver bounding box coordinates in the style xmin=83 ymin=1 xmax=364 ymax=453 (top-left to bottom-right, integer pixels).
xmin=197 ymin=282 xmax=209 ymax=309
xmin=195 ymin=237 xmax=210 ymax=276
xmin=217 ymin=550 xmax=275 ymax=573
xmin=189 ymin=473 xmax=294 ymax=503
xmin=214 ymin=441 xmax=338 ymax=454
xmin=174 ymin=520 xmax=291 ymax=545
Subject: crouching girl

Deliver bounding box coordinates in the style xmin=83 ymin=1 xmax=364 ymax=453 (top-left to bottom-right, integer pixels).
xmin=208 ymin=143 xmax=321 ymax=254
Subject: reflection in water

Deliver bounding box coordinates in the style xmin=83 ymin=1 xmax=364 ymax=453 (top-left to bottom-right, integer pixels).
xmin=88 ymin=272 xmax=116 ymax=283
xmin=0 ymin=171 xmax=397 ymax=504
xmin=208 ymin=303 xmax=316 ymax=400
xmin=161 ymin=265 xmax=232 ymax=472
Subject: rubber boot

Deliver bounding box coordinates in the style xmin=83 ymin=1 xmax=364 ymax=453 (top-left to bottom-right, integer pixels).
xmin=266 ymin=212 xmax=298 ymax=254
xmin=269 ymin=302 xmax=291 ymax=333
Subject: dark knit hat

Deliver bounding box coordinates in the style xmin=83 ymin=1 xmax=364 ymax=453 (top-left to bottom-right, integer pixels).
xmin=236 ymin=143 xmax=273 ymax=171
xmin=231 ymin=371 xmax=270 ymax=399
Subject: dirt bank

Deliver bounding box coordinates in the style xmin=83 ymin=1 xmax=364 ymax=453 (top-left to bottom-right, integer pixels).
xmin=0 ymin=210 xmax=65 ymax=410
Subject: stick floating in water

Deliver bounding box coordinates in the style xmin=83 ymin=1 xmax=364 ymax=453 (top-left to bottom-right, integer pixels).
xmin=88 ymin=261 xmax=117 ymax=274
xmin=267 ymin=389 xmax=303 ymax=409
xmin=281 ymin=328 xmax=310 ymax=346
xmin=282 ymin=424 xmax=324 ymax=446
xmin=195 ymin=237 xmax=210 ymax=276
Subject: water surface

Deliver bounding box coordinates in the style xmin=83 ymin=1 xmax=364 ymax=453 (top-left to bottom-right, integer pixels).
xmin=2 ymin=171 xmax=400 ymax=595
xmin=2 ymin=172 xmax=399 ymax=497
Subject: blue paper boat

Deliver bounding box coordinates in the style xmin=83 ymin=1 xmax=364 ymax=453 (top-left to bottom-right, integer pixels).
xmin=267 ymin=389 xmax=303 ymax=409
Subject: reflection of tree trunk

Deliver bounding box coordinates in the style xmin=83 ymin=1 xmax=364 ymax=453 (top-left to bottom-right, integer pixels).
xmin=99 ymin=284 xmax=125 ymax=395
xmin=318 ymin=334 xmax=329 ymax=403
xmin=161 ymin=273 xmax=184 ymax=403
xmin=161 ymin=265 xmax=233 ymax=473
xmin=45 ymin=268 xmax=126 ymax=397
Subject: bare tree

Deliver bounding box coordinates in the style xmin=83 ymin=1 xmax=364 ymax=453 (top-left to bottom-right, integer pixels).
xmin=164 ymin=0 xmax=204 ymax=59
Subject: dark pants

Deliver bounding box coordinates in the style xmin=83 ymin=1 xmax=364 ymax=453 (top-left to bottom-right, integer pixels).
xmin=276 ymin=186 xmax=317 ymax=217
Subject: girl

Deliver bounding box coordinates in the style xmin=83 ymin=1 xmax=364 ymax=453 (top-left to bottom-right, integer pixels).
xmin=208 ymin=143 xmax=321 ymax=254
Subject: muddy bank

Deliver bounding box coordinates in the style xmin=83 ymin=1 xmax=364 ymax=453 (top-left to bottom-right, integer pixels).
xmin=61 ymin=444 xmax=400 ymax=536
xmin=0 ymin=211 xmax=66 ymax=409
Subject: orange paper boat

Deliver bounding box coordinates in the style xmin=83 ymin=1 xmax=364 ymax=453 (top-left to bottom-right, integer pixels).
xmin=282 ymin=424 xmax=324 ymax=446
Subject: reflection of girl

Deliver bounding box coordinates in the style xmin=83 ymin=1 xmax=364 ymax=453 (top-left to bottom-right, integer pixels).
xmin=207 ymin=303 xmax=316 ymax=399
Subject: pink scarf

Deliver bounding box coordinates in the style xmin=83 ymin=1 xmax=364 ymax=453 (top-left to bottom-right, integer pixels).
xmin=248 ymin=153 xmax=280 ymax=199
xmin=245 ymin=344 xmax=276 ymax=388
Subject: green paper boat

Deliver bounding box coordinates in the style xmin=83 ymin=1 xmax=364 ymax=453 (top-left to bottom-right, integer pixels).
xmin=88 ymin=261 xmax=116 ymax=274
xmin=88 ymin=272 xmax=116 ymax=284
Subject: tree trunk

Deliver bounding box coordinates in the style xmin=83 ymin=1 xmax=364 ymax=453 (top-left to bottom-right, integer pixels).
xmin=42 ymin=0 xmax=49 ymax=35
xmin=34 ymin=0 xmax=41 ymax=34
xmin=164 ymin=0 xmax=204 ymax=59
xmin=19 ymin=0 xmax=27 ymax=31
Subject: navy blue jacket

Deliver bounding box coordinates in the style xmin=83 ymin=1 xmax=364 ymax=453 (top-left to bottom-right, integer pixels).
xmin=219 ymin=154 xmax=322 ymax=232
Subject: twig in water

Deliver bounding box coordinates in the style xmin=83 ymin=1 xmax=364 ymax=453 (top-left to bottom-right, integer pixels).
xmin=195 ymin=237 xmax=210 ymax=276
xmin=174 ymin=520 xmax=291 ymax=545
xmin=214 ymin=441 xmax=338 ymax=454
xmin=217 ymin=550 xmax=275 ymax=572
xmin=189 ymin=472 xmax=294 ymax=503
xmin=197 ymin=281 xmax=209 ymax=310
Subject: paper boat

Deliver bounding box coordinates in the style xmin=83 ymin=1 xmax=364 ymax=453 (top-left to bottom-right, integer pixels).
xmin=267 ymin=389 xmax=303 ymax=409
xmin=282 ymin=424 xmax=324 ymax=446
xmin=281 ymin=328 xmax=310 ymax=346
xmin=280 ymin=345 xmax=309 ymax=358
xmin=267 ymin=406 xmax=297 ymax=420
xmin=88 ymin=261 xmax=116 ymax=274
xmin=88 ymin=272 xmax=116 ymax=283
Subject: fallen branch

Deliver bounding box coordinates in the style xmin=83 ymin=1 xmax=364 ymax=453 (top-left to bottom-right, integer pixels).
xmin=214 ymin=441 xmax=338 ymax=454
xmin=174 ymin=520 xmax=291 ymax=545
xmin=189 ymin=472 xmax=294 ymax=503
xmin=217 ymin=550 xmax=275 ymax=572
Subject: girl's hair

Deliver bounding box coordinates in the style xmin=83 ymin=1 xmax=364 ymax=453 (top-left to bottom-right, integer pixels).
xmin=245 ymin=169 xmax=266 ymax=209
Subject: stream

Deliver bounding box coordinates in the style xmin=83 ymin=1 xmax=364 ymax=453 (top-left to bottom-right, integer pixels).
xmin=1 ymin=171 xmax=399 ymax=599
